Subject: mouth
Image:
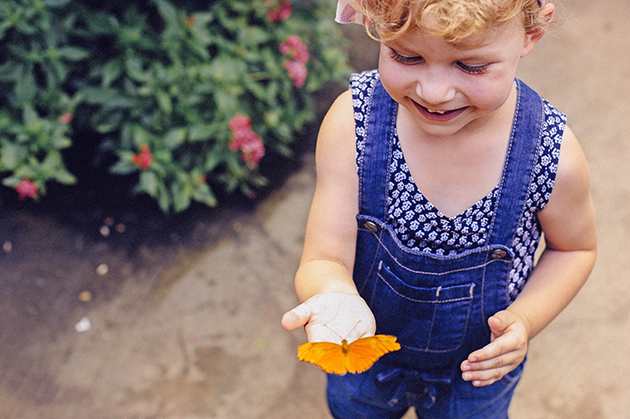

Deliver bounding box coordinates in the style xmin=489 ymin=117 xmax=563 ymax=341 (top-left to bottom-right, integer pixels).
xmin=413 ymin=101 xmax=467 ymax=121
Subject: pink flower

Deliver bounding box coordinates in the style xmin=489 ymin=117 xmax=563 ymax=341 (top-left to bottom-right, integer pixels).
xmin=268 ymin=1 xmax=292 ymax=22
xmin=132 ymin=144 xmax=152 ymax=170
xmin=59 ymin=113 xmax=73 ymax=124
xmin=279 ymin=35 xmax=310 ymax=63
xmin=280 ymin=35 xmax=310 ymax=88
xmin=228 ymin=114 xmax=265 ymax=168
xmin=284 ymin=60 xmax=307 ymax=88
xmin=15 ymin=179 xmax=38 ymax=200
xmin=229 ymin=115 xmax=254 ymax=138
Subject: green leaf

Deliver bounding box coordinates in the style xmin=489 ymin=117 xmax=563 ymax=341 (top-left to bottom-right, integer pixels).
xmin=192 ymin=182 xmax=217 ymax=207
xmin=40 ymin=150 xmax=63 ymax=174
xmin=110 ymin=159 xmax=136 ymax=175
xmin=54 ymin=168 xmax=76 ymax=184
xmin=102 ymin=61 xmax=122 ymax=87
xmin=0 ymin=62 xmax=23 ymax=82
xmin=52 ymin=134 xmax=72 ymax=149
xmin=45 ymin=0 xmax=72 ymax=7
xmin=154 ymin=0 xmax=179 ymax=29
xmin=246 ymin=81 xmax=267 ymax=101
xmin=171 ymin=179 xmax=192 ymax=212
xmin=139 ymin=170 xmax=159 ymax=197
xmin=58 ymin=47 xmax=90 ymax=61
xmin=205 ymin=56 xmax=246 ymax=84
xmin=22 ymin=105 xmax=38 ymax=125
xmin=241 ymin=26 xmax=269 ymax=46
xmin=156 ymin=90 xmax=172 ymax=114
xmin=204 ymin=148 xmax=222 ymax=171
xmin=213 ymin=90 xmax=238 ymax=114
xmin=162 ymin=128 xmax=186 ymax=149
xmin=79 ymin=87 xmax=120 ymax=105
xmin=0 ymin=142 xmax=27 ymax=170
xmin=189 ymin=124 xmax=213 ymax=142
xmin=2 ymin=176 xmax=23 ymax=188
xmin=126 ymin=57 xmax=151 ymax=83
xmin=131 ymin=125 xmax=154 ymax=147
xmin=15 ymin=72 xmax=37 ymax=105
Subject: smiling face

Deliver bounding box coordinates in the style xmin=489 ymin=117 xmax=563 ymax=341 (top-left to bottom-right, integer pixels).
xmin=378 ymin=16 xmax=540 ymax=138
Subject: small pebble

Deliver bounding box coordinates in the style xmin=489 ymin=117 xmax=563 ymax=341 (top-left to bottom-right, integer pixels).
xmin=96 ymin=263 xmax=109 ymax=276
xmin=75 ymin=317 xmax=91 ymax=332
xmin=78 ymin=291 xmax=92 ymax=302
xmin=100 ymin=225 xmax=111 ymax=237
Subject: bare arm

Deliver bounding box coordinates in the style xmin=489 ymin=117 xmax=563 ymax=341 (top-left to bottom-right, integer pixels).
xmin=282 ymin=91 xmax=376 ymax=343
xmin=462 ymin=126 xmax=597 ymax=386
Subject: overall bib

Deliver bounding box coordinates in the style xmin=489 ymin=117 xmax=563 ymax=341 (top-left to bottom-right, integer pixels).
xmin=327 ymin=79 xmax=545 ymax=419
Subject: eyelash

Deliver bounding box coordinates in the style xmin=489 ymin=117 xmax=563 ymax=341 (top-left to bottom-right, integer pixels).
xmin=388 ymin=49 xmax=490 ymax=75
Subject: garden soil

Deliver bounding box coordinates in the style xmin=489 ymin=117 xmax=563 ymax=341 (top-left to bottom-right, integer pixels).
xmin=1 ymin=1 xmax=629 ymax=418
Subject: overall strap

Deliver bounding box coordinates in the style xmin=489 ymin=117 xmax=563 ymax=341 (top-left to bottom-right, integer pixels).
xmin=358 ymin=79 xmax=398 ymax=219
xmin=489 ymin=80 xmax=545 ymax=246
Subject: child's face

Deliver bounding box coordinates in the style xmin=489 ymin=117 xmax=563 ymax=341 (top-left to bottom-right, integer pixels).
xmin=378 ymin=17 xmax=538 ymax=138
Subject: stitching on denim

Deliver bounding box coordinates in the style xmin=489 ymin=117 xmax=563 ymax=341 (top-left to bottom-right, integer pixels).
xmin=376 ymin=273 xmax=474 ymax=304
xmin=371 ymin=232 xmax=509 ymax=275
xmin=357 ymin=217 xmax=513 ymax=262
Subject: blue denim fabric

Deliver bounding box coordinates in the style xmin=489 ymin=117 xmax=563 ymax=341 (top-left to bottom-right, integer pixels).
xmin=327 ymin=79 xmax=544 ymax=418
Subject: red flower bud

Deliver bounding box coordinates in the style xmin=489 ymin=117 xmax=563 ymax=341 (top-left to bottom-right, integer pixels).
xmin=132 ymin=145 xmax=152 ymax=170
xmin=59 ymin=113 xmax=73 ymax=124
xmin=268 ymin=1 xmax=292 ymax=22
xmin=184 ymin=16 xmax=195 ymax=28
xmin=15 ymin=179 xmax=38 ymax=200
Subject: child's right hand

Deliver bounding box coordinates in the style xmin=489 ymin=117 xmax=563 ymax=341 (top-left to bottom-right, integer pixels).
xmin=281 ymin=293 xmax=376 ymax=344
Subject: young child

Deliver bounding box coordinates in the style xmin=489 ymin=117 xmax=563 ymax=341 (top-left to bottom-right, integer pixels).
xmin=282 ymin=0 xmax=597 ymax=417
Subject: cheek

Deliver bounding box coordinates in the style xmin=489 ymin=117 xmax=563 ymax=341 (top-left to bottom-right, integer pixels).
xmin=378 ymin=60 xmax=411 ymax=99
xmin=467 ymin=80 xmax=513 ymax=111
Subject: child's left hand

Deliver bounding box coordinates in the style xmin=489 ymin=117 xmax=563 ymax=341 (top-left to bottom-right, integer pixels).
xmin=460 ymin=310 xmax=529 ymax=387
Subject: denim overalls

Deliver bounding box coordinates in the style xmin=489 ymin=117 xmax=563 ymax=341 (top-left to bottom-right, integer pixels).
xmin=327 ymin=79 xmax=546 ymax=419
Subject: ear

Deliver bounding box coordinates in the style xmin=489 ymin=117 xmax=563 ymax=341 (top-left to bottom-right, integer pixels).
xmin=521 ymin=2 xmax=555 ymax=58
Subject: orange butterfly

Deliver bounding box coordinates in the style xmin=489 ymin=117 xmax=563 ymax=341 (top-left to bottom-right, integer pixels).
xmin=297 ymin=335 xmax=401 ymax=375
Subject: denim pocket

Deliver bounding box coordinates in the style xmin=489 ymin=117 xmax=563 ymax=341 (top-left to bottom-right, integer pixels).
xmin=371 ymin=262 xmax=475 ymax=353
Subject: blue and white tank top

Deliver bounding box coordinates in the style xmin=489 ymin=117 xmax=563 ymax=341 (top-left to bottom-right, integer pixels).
xmin=351 ymin=70 xmax=565 ymax=300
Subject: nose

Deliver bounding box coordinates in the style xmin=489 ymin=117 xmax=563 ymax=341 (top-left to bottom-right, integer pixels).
xmin=415 ymin=67 xmax=456 ymax=106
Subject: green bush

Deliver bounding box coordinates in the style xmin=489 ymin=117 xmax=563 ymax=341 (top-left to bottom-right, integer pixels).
xmin=0 ymin=0 xmax=351 ymax=211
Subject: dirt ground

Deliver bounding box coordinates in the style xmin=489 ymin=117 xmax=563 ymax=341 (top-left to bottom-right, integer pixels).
xmin=1 ymin=0 xmax=629 ymax=418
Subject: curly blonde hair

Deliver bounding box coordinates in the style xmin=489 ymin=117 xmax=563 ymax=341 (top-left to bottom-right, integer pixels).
xmin=355 ymin=0 xmax=550 ymax=44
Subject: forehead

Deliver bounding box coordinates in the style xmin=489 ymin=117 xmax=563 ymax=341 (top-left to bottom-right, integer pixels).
xmin=396 ymin=16 xmax=523 ymax=51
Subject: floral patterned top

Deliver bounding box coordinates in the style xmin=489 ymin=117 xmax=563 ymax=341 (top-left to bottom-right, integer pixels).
xmin=351 ymin=70 xmax=565 ymax=301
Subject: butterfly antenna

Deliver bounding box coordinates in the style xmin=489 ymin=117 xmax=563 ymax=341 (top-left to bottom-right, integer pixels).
xmin=323 ymin=320 xmax=362 ymax=341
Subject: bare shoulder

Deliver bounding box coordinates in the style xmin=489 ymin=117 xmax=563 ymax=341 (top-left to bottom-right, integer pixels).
xmin=313 ymin=89 xmax=357 ymax=187
xmin=316 ymin=90 xmax=355 ymax=159
xmin=538 ymin=126 xmax=597 ymax=251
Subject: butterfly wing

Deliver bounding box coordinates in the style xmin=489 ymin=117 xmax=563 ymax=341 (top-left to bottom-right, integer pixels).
xmin=345 ymin=335 xmax=401 ymax=374
xmin=297 ymin=335 xmax=401 ymax=375
xmin=298 ymin=341 xmax=348 ymax=375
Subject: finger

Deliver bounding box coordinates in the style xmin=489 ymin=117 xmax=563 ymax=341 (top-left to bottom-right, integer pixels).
xmin=488 ymin=315 xmax=505 ymax=334
xmin=281 ymin=303 xmax=312 ymax=331
xmin=462 ymin=349 xmax=523 ymax=373
xmin=488 ymin=311 xmax=519 ymax=338
xmin=466 ymin=341 xmax=504 ymax=363
xmin=462 ymin=364 xmax=516 ymax=387
xmin=467 ymin=328 xmax=527 ymax=363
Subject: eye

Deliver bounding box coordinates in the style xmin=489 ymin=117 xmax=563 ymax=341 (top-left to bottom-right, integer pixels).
xmin=388 ymin=48 xmax=423 ymax=65
xmin=457 ymin=61 xmax=490 ymax=75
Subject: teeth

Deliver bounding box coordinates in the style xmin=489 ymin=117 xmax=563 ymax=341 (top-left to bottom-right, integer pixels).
xmin=427 ymin=109 xmax=446 ymax=114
